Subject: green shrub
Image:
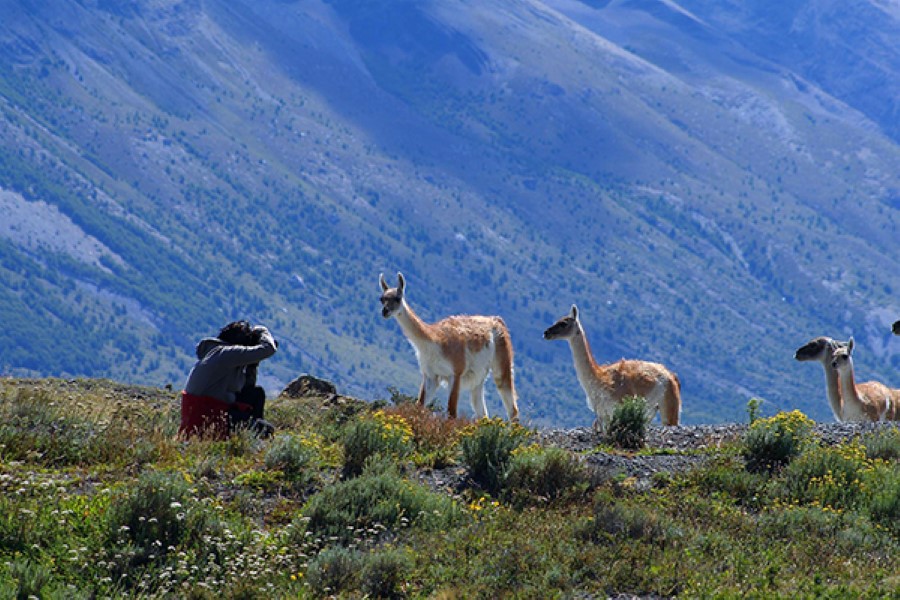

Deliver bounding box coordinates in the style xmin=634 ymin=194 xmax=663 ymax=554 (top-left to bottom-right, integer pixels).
xmin=757 ymin=505 xmax=843 ymax=541
xmin=579 ymin=493 xmax=677 ymax=547
xmin=460 ymin=418 xmax=531 ymax=494
xmin=301 ymin=468 xmax=465 ymax=544
xmin=264 ymin=433 xmax=316 ymax=479
xmin=778 ymin=442 xmax=871 ymax=511
xmin=504 ymin=444 xmax=588 ymax=506
xmin=305 ymin=546 xmax=362 ymax=597
xmin=741 ymin=410 xmax=815 ymax=473
xmin=342 ymin=410 xmax=414 ymax=478
xmin=746 ymin=397 xmax=762 ymax=424
xmin=692 ymin=457 xmax=768 ymax=508
xmin=864 ymin=464 xmax=900 ymax=534
xmin=104 ymin=470 xmax=220 ymax=563
xmin=360 ymin=547 xmax=414 ymax=599
xmin=1 ymin=558 xmax=93 ymax=599
xmin=604 ymin=396 xmax=649 ymax=450
xmin=861 ymin=427 xmax=900 ymax=462
xmin=5 ymin=558 xmax=54 ymax=599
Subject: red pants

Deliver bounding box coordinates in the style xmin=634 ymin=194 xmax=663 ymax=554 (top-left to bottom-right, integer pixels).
xmin=179 ymin=392 xmax=250 ymax=440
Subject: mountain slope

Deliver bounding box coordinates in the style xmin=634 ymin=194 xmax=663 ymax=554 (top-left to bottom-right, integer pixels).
xmin=0 ymin=0 xmax=898 ymax=425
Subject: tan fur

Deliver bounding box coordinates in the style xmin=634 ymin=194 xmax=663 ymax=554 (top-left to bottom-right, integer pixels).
xmin=831 ymin=338 xmax=900 ymax=422
xmin=380 ymin=273 xmax=519 ymax=421
xmin=544 ymin=305 xmax=681 ymax=428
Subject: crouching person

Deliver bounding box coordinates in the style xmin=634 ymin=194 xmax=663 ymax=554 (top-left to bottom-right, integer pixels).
xmin=180 ymin=320 xmax=277 ymax=440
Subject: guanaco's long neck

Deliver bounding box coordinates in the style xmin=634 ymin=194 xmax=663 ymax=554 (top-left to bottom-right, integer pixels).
xmin=394 ymin=301 xmax=434 ymax=347
xmin=837 ymin=362 xmax=862 ymax=412
xmin=823 ymin=361 xmax=843 ymax=421
xmin=568 ymin=323 xmax=600 ymax=385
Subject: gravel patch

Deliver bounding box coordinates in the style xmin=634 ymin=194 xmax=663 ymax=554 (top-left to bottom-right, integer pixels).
xmin=416 ymin=421 xmax=900 ymax=496
xmin=536 ymin=421 xmax=900 ymax=488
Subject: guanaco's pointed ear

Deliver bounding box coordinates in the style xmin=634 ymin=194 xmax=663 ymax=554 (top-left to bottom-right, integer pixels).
xmin=379 ymin=273 xmax=389 ymax=292
xmin=570 ymin=304 xmax=579 ymax=320
xmin=397 ymin=272 xmax=406 ymax=294
xmin=848 ymin=337 xmax=855 ymax=353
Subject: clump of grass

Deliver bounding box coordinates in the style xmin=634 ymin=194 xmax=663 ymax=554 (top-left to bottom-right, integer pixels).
xmin=360 ymin=546 xmax=414 ymax=599
xmin=691 ymin=456 xmax=768 ymax=509
xmin=741 ymin=410 xmax=815 ymax=473
xmin=104 ymin=470 xmax=223 ymax=568
xmin=306 ymin=546 xmax=363 ymax=597
xmin=777 ymin=442 xmax=871 ymax=511
xmin=504 ymin=444 xmax=588 ymax=506
xmin=861 ymin=427 xmax=900 ymax=462
xmin=746 ymin=397 xmax=762 ymax=424
xmin=342 ymin=410 xmax=415 ymax=478
xmin=300 ymin=466 xmax=465 ymax=545
xmin=303 ymin=543 xmax=413 ymax=599
xmin=460 ymin=418 xmax=531 ymax=494
xmin=757 ymin=504 xmax=843 ymax=542
xmin=266 ymin=433 xmax=314 ymax=474
xmin=578 ymin=492 xmax=678 ymax=547
xmin=263 ymin=432 xmax=328 ymax=491
xmin=864 ymin=464 xmax=900 ymax=534
xmin=604 ymin=396 xmax=649 ymax=450
xmin=2 ymin=559 xmax=71 ymax=599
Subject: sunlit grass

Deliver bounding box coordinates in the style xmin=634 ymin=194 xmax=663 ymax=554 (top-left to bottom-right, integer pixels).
xmin=1 ymin=379 xmax=899 ymax=598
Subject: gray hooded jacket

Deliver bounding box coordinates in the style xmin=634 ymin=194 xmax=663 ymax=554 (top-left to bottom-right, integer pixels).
xmin=183 ymin=326 xmax=277 ymax=404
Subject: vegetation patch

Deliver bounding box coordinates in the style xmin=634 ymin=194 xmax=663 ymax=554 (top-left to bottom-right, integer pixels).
xmin=604 ymin=395 xmax=650 ymax=450
xmin=1 ymin=379 xmax=900 ymax=597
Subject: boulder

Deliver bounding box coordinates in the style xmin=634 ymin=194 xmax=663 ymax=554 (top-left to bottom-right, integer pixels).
xmin=280 ymin=374 xmax=338 ymax=398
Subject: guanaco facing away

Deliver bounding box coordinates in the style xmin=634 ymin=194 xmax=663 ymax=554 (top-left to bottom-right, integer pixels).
xmin=830 ymin=338 xmax=900 ymax=422
xmin=794 ymin=336 xmax=849 ymax=422
xmin=379 ymin=272 xmax=519 ymax=421
xmin=543 ymin=305 xmax=681 ymax=429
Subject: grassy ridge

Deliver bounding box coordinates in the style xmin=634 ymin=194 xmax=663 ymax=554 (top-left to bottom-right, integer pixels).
xmin=1 ymin=377 xmax=899 ymax=598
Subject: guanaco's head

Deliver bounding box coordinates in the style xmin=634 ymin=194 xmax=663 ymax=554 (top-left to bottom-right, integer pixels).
xmin=543 ymin=305 xmax=580 ymax=340
xmin=794 ymin=336 xmax=848 ymax=365
xmin=830 ymin=337 xmax=856 ymax=373
xmin=893 ymin=320 xmax=900 ymax=335
xmin=379 ymin=272 xmax=406 ymax=319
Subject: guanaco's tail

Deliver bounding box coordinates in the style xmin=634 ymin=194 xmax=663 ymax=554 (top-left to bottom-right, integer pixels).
xmin=660 ymin=372 xmax=682 ymax=426
xmin=492 ymin=317 xmax=519 ymax=421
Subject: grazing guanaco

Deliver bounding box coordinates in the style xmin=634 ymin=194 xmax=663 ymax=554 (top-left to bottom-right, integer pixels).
xmin=379 ymin=272 xmax=519 ymax=421
xmin=794 ymin=336 xmax=849 ymax=422
xmin=543 ymin=305 xmax=680 ymax=429
xmin=830 ymin=338 xmax=900 ymax=421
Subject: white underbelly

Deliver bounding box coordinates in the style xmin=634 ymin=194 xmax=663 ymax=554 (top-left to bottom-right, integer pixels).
xmin=417 ymin=341 xmax=494 ymax=388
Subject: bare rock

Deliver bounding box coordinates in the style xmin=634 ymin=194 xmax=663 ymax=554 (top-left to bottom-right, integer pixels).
xmin=280 ymin=374 xmax=338 ymax=398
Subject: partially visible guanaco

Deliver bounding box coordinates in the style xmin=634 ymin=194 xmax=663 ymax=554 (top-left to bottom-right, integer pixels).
xmin=830 ymin=338 xmax=900 ymax=421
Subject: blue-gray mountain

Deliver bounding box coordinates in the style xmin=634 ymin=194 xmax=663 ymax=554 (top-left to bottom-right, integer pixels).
xmin=0 ymin=0 xmax=898 ymax=425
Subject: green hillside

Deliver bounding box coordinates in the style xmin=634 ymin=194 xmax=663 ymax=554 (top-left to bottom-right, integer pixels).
xmin=0 ymin=0 xmax=899 ymax=425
